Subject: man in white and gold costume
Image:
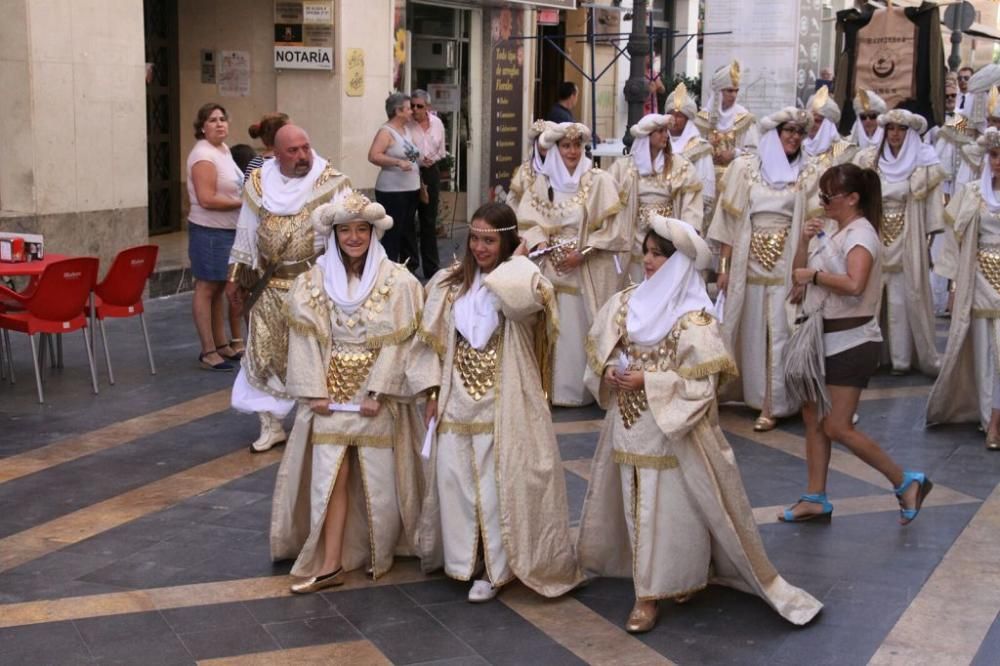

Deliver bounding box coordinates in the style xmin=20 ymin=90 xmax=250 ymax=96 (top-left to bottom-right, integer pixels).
xmin=609 ymin=113 xmax=703 ymax=282
xmin=803 ymin=86 xmax=856 ymax=169
xmin=273 ymin=193 xmax=437 ymax=591
xmin=665 ymin=82 xmax=715 ymax=228
xmin=506 ymin=119 xmax=555 ymax=210
xmin=709 ymin=107 xmax=821 ymax=431
xmin=228 ymin=125 xmax=352 ymax=452
xmin=952 ymin=87 xmax=1000 ymax=192
xmin=695 ymin=61 xmax=759 ymax=185
xmin=849 ymin=89 xmax=887 ymax=151
xmin=578 ymin=216 xmax=822 ymax=633
xmin=513 ymin=122 xmax=629 ymax=406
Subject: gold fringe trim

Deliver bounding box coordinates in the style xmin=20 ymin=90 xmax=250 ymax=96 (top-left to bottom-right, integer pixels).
xmin=973 ymin=308 xmax=1000 ymax=319
xmin=722 ymin=199 xmax=744 ymax=219
xmin=438 ymin=420 xmax=494 ymax=435
xmin=366 ymin=314 xmax=420 ymax=349
xmin=585 ymin=335 xmax=606 ymax=376
xmin=679 ymin=180 xmax=704 ymax=195
xmin=883 ymin=264 xmax=903 ymax=274
xmin=675 ymin=356 xmax=740 ymax=381
xmin=747 ymin=274 xmax=784 ymax=286
xmin=284 ymin=303 xmax=330 ymax=345
xmin=417 ymin=327 xmax=446 ymax=358
xmin=554 ymin=284 xmax=581 ymax=296
xmin=588 ymin=199 xmax=626 ymax=233
xmin=313 ymin=433 xmax=394 ymax=448
xmin=613 ymin=450 xmax=680 ymax=470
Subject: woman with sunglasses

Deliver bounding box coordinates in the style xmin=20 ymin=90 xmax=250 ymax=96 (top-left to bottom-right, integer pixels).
xmin=849 ymin=90 xmax=886 ymax=151
xmin=852 ymin=109 xmax=944 ymax=376
xmin=609 ymin=113 xmax=704 ymax=283
xmin=708 ymin=107 xmax=821 ymax=431
xmin=781 ymin=163 xmax=934 ymax=523
xmin=928 ymin=128 xmax=1000 ymax=451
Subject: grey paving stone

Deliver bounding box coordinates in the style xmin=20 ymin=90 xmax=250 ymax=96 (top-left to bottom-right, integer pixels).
xmin=0 ymin=620 xmax=93 ymax=663
xmin=244 ymin=593 xmax=337 ymax=624
xmin=177 ymin=624 xmax=279 ymax=661
xmin=324 ymin=585 xmax=422 ymax=622
xmin=971 ymin=610 xmax=1000 ymax=666
xmin=160 ymin=601 xmax=259 ymax=634
xmin=425 ymin=600 xmax=571 ymax=662
xmin=357 ymin=616 xmax=475 ymax=665
xmin=398 ymin=578 xmax=472 ymax=606
xmin=555 ymin=431 xmax=598 ymax=461
xmin=74 ymin=610 xmax=175 ymax=645
xmin=264 ymin=615 xmax=360 ymax=649
xmin=88 ymin=633 xmax=195 ymax=666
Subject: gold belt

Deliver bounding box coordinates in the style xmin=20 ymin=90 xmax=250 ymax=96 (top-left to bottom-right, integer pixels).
xmin=978 ymin=245 xmax=1000 ymax=294
xmin=617 ymin=388 xmax=649 ymax=430
xmin=749 ymin=228 xmax=789 ymax=272
xmin=881 ymin=211 xmax=905 ymax=247
xmin=273 ymin=254 xmax=319 ymax=278
xmin=547 ymin=235 xmax=578 ymax=275
xmin=455 ymin=331 xmax=502 ymax=401
xmin=638 ymin=202 xmax=674 ymax=232
xmin=326 ymin=342 xmax=377 ymax=403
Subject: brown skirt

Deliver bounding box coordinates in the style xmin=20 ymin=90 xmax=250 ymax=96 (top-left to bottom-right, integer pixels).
xmin=825 ymin=341 xmax=880 ymax=388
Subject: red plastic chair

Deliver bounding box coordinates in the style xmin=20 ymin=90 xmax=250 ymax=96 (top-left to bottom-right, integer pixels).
xmin=0 ymin=257 xmax=100 ymax=403
xmin=88 ymin=245 xmax=159 ymax=384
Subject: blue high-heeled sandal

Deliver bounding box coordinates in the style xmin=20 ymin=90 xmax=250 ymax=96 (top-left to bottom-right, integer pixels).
xmin=779 ymin=493 xmax=833 ymax=523
xmin=895 ymin=471 xmax=933 ymax=525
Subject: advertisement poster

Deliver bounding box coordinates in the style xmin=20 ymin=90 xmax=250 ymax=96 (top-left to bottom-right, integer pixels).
xmin=392 ymin=0 xmax=406 ymax=92
xmin=274 ymin=0 xmax=334 ymax=71
xmin=489 ymin=7 xmax=524 ymax=201
xmin=218 ymin=50 xmax=250 ymax=97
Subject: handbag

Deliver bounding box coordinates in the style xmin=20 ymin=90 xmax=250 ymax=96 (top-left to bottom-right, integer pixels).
xmin=783 ymin=309 xmax=831 ymax=418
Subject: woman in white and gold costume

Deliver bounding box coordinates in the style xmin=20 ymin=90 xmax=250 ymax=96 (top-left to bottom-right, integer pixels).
xmin=416 ymin=202 xmax=583 ymax=602
xmin=577 ymin=216 xmax=823 ymax=633
xmin=709 ymin=107 xmax=821 ymax=431
xmin=665 ymin=82 xmax=716 ymax=228
xmin=802 ymin=86 xmax=856 ymax=170
xmin=928 ymin=128 xmax=1000 ymax=451
xmin=272 ymin=193 xmax=437 ymax=593
xmin=506 ymin=119 xmax=555 ymax=210
xmin=852 ymin=109 xmax=944 ymax=376
xmin=608 ymin=113 xmax=703 ymax=282
xmin=513 ymin=122 xmax=629 ymax=406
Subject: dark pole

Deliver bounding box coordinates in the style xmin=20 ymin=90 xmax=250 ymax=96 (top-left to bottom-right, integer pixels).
xmin=948 ymin=9 xmax=963 ymax=72
xmin=622 ymin=0 xmax=649 ymax=150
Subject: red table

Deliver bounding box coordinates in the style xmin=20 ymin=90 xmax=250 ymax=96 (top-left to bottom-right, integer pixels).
xmin=0 ymin=253 xmax=70 ymax=278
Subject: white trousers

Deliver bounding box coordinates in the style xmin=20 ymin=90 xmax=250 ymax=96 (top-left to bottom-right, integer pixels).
xmin=883 ymin=273 xmax=915 ymax=371
xmin=436 ymin=432 xmax=512 ymax=586
xmin=739 ymin=283 xmax=797 ymax=416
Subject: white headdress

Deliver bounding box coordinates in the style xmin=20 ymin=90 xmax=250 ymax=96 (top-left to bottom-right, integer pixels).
xmin=311 ymin=192 xmax=392 ymax=313
xmin=978 ymin=127 xmax=1000 ymax=214
xmin=803 ymin=87 xmax=842 ymax=157
xmin=877 ymin=109 xmax=939 ymax=183
xmin=665 ymin=81 xmax=698 ymax=119
xmin=757 ymin=107 xmax=811 ymax=188
xmin=539 ymin=122 xmax=593 ymax=193
xmin=625 ymin=216 xmax=714 ymax=346
xmin=629 ymin=114 xmax=673 ymax=176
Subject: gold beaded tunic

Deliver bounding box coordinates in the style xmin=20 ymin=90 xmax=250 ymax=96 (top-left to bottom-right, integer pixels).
xmin=270 ymin=258 xmax=438 ymax=579
xmin=929 ymin=182 xmax=1000 ymax=427
xmin=577 ymin=291 xmax=822 ymax=622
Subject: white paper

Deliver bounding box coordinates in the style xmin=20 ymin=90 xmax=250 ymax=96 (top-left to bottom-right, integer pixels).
xmin=713 ymin=291 xmax=726 ymax=324
xmin=328 ymin=402 xmax=362 ymax=412
xmin=421 ymin=417 xmax=437 ymax=459
xmin=613 ymin=255 xmax=622 ymax=274
xmin=616 ymin=351 xmax=629 ymax=375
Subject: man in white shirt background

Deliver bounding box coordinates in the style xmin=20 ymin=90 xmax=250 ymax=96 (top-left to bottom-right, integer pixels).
xmin=408 ymin=89 xmax=445 ymax=279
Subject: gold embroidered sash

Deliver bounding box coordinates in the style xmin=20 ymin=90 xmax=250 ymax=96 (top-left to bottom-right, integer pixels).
xmin=326 ymin=342 xmax=377 ymax=403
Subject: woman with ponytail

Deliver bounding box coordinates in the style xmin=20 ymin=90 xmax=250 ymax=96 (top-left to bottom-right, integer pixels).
xmin=243 ymin=112 xmax=290 ymax=181
xmin=781 ymin=163 xmax=933 ymax=525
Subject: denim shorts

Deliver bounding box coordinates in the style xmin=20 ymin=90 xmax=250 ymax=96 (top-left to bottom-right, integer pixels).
xmin=188 ymin=222 xmax=236 ymax=282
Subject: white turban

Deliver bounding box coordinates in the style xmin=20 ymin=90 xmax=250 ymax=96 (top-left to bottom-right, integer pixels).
xmin=710 ymin=61 xmax=741 ymax=92
xmin=852 ymin=90 xmax=887 ymax=116
xmin=538 ymin=122 xmax=592 ymax=150
xmin=806 ymin=87 xmax=841 ymax=124
xmin=629 ymin=114 xmax=673 ymax=137
xmin=311 ymin=191 xmax=393 ymax=240
xmin=649 ymin=215 xmax=712 ymax=270
xmin=759 ymin=107 xmax=814 ymax=134
xmin=877 ymin=108 xmax=927 ymax=134
xmin=665 ymin=82 xmax=698 ymax=119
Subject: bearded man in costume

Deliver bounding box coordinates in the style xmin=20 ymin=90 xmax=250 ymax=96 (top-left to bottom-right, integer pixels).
xmin=227 ymin=125 xmax=352 ymax=452
xmin=695 ymin=61 xmax=759 ymax=185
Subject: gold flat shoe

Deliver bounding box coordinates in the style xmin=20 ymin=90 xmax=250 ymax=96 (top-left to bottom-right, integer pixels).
xmin=753 ymin=415 xmax=777 ymax=432
xmin=290 ymin=567 xmax=344 ymax=594
xmin=625 ymin=602 xmax=658 ymax=633
xmin=987 ymin=435 xmax=1000 ymax=451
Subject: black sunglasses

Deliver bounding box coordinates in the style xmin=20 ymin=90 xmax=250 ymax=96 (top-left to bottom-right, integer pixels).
xmin=412 ymin=103 xmax=426 ymax=109
xmin=858 ymin=113 xmax=878 ymax=120
xmin=819 ymin=191 xmax=847 ymax=205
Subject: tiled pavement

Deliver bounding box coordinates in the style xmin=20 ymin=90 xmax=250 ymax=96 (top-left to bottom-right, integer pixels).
xmin=0 ymin=292 xmax=998 ymax=665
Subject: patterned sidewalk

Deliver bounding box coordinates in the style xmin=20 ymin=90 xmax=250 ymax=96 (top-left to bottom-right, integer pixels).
xmin=0 ymin=293 xmax=997 ymax=665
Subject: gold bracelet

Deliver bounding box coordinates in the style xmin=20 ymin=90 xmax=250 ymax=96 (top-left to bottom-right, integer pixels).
xmin=227 ymin=263 xmax=242 ymax=283
xmin=718 ymin=257 xmax=730 ymax=273
xmin=949 ymin=281 xmax=957 ymax=293
xmin=428 ymin=388 xmax=439 ymax=401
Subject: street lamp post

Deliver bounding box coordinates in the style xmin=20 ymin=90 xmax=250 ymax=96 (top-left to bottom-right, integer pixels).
xmin=622 ymin=0 xmax=649 ymax=149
